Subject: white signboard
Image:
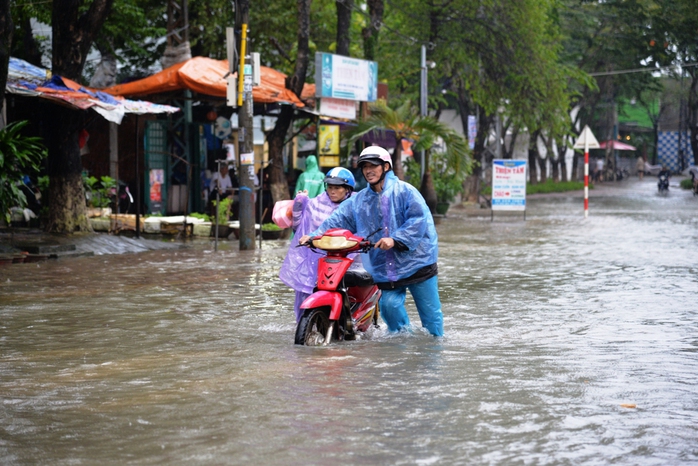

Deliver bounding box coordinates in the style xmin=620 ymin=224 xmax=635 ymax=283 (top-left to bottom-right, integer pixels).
xmin=240 ymin=151 xmax=254 ymax=165
xmin=467 ymin=115 xmax=477 ymax=150
xmin=319 ymin=97 xmax=357 ymax=119
xmin=315 ymin=52 xmax=378 ymax=102
xmin=492 ymin=159 xmax=527 ymax=211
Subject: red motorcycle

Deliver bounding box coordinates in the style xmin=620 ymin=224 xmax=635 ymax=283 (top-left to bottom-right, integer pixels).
xmin=295 ymin=228 xmax=381 ymax=346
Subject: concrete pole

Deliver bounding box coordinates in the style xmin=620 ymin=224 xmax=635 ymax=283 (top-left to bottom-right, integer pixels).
xmin=584 ymin=138 xmax=589 ymax=219
xmin=237 ymin=0 xmax=255 ymax=250
xmin=419 ymin=44 xmax=427 ymax=180
xmin=495 ymin=113 xmax=502 ymax=159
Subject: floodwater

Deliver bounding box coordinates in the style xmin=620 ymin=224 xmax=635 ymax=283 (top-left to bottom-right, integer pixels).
xmin=1 ymin=178 xmax=696 ymax=465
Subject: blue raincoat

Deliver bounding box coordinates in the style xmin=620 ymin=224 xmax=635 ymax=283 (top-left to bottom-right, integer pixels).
xmin=309 ymin=170 xmax=438 ymax=285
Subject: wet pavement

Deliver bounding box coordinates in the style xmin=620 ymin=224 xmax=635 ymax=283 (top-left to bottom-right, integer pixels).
xmin=0 ymin=176 xmax=696 ymax=465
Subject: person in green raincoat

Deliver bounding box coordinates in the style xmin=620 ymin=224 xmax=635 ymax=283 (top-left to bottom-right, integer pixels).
xmin=294 ymin=155 xmax=326 ymax=198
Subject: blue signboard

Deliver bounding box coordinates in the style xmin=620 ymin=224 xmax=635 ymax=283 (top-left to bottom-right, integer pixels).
xmin=315 ymin=52 xmax=378 ymax=102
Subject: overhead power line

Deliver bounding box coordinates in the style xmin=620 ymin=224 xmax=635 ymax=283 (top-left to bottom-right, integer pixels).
xmin=589 ymin=62 xmax=698 ymax=77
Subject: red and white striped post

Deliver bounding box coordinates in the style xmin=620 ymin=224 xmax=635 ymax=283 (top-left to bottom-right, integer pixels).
xmin=584 ymin=140 xmax=589 ymax=218
xmin=574 ymin=126 xmax=600 ymax=218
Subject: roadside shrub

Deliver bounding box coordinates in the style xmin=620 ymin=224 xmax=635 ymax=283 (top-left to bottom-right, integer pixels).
xmin=189 ymin=212 xmax=211 ymax=222
xmin=481 ymin=179 xmax=592 ymax=196
xmin=262 ymin=223 xmax=282 ymax=231
xmin=0 ymin=121 xmax=47 ymax=223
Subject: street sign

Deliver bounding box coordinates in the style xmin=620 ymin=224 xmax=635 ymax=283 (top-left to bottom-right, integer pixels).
xmin=467 ymin=115 xmax=477 ymax=150
xmin=574 ymin=125 xmax=599 ymax=218
xmin=315 ymin=52 xmax=378 ymax=102
xmin=492 ymin=159 xmax=527 ymax=212
xmin=574 ymin=125 xmax=600 ymax=150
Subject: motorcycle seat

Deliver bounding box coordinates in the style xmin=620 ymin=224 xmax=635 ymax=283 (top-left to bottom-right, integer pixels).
xmin=343 ymin=269 xmax=374 ymax=287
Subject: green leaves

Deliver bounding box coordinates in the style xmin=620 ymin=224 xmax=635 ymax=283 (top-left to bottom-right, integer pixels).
xmin=0 ymin=121 xmax=47 ymax=223
xmin=83 ymin=174 xmax=117 ymax=208
xmin=346 ymin=98 xmax=472 ymax=202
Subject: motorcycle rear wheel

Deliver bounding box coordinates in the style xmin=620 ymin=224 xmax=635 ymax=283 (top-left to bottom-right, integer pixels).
xmin=295 ymin=308 xmax=333 ymax=346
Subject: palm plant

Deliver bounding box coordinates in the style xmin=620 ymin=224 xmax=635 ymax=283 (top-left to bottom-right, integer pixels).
xmin=346 ymin=99 xmax=473 ymax=212
xmin=0 ymin=121 xmax=47 ymax=224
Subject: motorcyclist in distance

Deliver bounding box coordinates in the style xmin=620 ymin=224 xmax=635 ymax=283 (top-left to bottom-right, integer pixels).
xmin=657 ymin=165 xmax=670 ymax=192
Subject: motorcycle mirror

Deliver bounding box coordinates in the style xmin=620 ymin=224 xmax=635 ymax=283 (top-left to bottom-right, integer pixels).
xmin=366 ymin=227 xmax=383 ymax=239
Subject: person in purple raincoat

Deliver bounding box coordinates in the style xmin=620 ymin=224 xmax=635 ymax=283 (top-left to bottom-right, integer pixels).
xmin=279 ymin=167 xmax=356 ymax=322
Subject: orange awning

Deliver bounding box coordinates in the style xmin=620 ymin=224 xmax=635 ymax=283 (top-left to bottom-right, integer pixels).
xmin=104 ymin=57 xmax=315 ymax=107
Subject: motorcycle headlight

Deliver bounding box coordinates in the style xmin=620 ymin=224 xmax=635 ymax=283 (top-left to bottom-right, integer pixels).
xmin=313 ymin=236 xmax=358 ymax=251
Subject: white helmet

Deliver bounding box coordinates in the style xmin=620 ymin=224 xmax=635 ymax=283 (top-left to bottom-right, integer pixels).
xmin=358 ymin=146 xmax=392 ymax=169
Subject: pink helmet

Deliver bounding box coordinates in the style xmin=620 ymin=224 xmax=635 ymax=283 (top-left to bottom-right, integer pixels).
xmin=358 ymin=146 xmax=392 ymax=169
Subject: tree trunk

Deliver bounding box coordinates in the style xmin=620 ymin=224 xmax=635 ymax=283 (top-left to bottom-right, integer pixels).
xmin=463 ymin=110 xmax=493 ymax=204
xmin=52 ymin=0 xmax=114 ymax=79
xmin=268 ymin=106 xmax=294 ymax=203
xmin=335 ymin=0 xmax=353 ymax=56
xmin=503 ymin=125 xmax=519 ymax=159
xmin=528 ymin=131 xmax=540 ymax=184
xmin=556 ymin=138 xmax=568 ymax=182
xmin=267 ymin=0 xmax=311 ymax=204
xmin=652 ymin=122 xmax=659 ymax=165
xmin=0 ymin=0 xmax=12 ymax=129
xmin=361 ymin=0 xmax=384 ymax=60
xmin=46 ymin=0 xmax=114 ymax=233
xmin=421 ymin=175 xmax=437 ymax=214
xmin=20 ymin=16 xmax=43 ymax=67
xmin=538 ymin=156 xmax=548 ymax=183
xmin=89 ymin=42 xmax=117 ymax=88
xmin=543 ymin=134 xmax=554 ymax=182
xmin=392 ymin=137 xmax=404 ymax=180
xmin=45 ymin=105 xmax=91 ymax=233
xmin=420 ymin=149 xmax=437 ymax=213
xmin=455 ymin=86 xmax=479 ymax=204
xmin=688 ymin=71 xmax=698 ymax=167
xmin=551 ymin=156 xmax=559 ymax=182
xmin=463 ymin=175 xmax=480 ymax=204
xmin=570 ymin=149 xmax=579 ymax=182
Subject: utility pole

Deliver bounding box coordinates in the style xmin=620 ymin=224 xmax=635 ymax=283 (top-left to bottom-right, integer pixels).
xmin=419 ymin=44 xmax=427 ymax=180
xmin=237 ymin=0 xmax=255 ymax=250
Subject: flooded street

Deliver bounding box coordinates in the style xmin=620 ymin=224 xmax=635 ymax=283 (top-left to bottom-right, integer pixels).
xmin=1 ymin=178 xmax=697 ymax=465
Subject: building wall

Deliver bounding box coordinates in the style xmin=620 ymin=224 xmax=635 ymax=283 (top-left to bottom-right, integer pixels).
xmin=657 ymin=131 xmax=695 ymax=173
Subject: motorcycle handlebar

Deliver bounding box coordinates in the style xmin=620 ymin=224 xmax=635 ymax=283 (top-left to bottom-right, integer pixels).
xmin=295 ymin=238 xmax=376 ymax=252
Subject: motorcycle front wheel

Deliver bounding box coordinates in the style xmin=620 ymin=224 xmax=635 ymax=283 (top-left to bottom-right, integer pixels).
xmin=295 ymin=308 xmax=333 ymax=346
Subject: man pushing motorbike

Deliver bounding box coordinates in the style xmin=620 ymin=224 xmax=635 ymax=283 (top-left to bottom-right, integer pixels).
xmin=300 ymin=146 xmax=444 ymax=337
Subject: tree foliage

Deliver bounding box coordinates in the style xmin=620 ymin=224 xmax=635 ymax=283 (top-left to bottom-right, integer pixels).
xmin=345 ymin=99 xmax=472 ymax=211
xmin=651 ymin=0 xmax=698 ymax=165
xmin=0 ymin=121 xmax=47 ymax=223
xmin=4 ymin=0 xmax=696 ymax=229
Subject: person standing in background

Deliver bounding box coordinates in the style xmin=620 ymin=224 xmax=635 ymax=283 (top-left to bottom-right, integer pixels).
xmin=294 ymin=155 xmax=326 ymax=198
xmin=349 ymin=154 xmax=368 ymax=191
xmin=594 ymin=157 xmax=604 ymax=182
xmin=636 ymin=156 xmax=645 ymax=180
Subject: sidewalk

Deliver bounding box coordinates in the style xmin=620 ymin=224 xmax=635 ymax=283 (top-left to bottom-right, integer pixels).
xmin=449 ymin=174 xmax=691 ymax=217
xmin=0 ymin=228 xmax=183 ymax=260
xmin=2 ymin=176 xmax=688 ymax=261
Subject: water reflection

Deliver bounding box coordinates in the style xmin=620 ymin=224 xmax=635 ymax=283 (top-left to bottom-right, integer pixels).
xmin=1 ymin=179 xmax=697 ymax=464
